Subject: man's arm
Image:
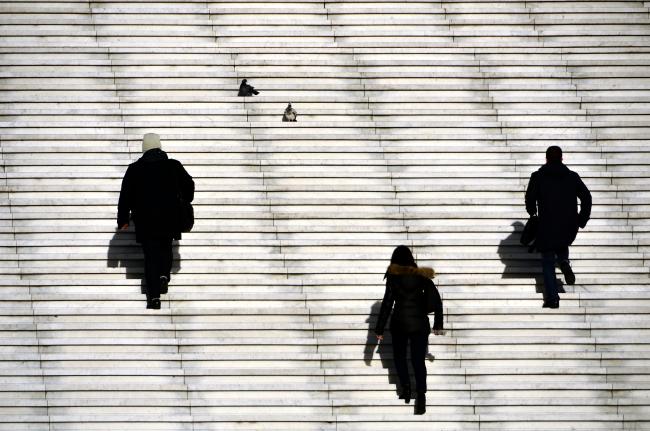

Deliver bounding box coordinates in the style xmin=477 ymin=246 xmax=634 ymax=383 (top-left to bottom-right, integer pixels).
xmin=525 ymin=172 xmax=538 ymax=217
xmin=576 ymin=174 xmax=592 ymax=228
xmin=175 ymin=161 xmax=195 ymax=203
xmin=117 ymin=166 xmax=132 ymax=228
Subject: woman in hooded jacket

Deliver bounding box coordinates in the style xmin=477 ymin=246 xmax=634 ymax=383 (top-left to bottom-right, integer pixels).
xmin=375 ymin=245 xmax=444 ymax=415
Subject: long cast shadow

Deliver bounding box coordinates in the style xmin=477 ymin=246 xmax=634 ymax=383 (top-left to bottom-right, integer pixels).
xmin=498 ymin=221 xmax=564 ymax=295
xmin=364 ymin=299 xmax=402 ymax=400
xmin=364 ymin=300 xmax=435 ymax=395
xmin=107 ymin=230 xmax=180 ymax=295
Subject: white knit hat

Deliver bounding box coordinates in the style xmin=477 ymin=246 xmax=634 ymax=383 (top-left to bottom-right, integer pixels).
xmin=142 ymin=133 xmax=161 ymax=153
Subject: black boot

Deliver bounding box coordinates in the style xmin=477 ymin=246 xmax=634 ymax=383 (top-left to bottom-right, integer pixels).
xmin=160 ymin=276 xmax=169 ymax=295
xmin=414 ymin=392 xmax=426 ymax=415
xmin=398 ymin=385 xmax=411 ymax=404
xmin=559 ymin=260 xmax=575 ymax=285
xmin=543 ymin=300 xmax=560 ymax=309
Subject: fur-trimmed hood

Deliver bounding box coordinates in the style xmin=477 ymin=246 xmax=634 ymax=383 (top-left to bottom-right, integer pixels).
xmin=386 ymin=264 xmax=435 ymax=279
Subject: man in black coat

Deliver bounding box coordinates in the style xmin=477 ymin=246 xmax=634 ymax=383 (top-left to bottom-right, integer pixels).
xmin=525 ymin=146 xmax=592 ymax=309
xmin=117 ymin=133 xmax=194 ymax=309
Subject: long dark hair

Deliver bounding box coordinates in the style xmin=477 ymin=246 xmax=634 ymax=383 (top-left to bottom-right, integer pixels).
xmin=391 ymin=245 xmax=417 ymax=267
xmin=385 ymin=245 xmax=417 ymax=279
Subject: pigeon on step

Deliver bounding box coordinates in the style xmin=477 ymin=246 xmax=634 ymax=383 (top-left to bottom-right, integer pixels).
xmin=238 ymin=79 xmax=259 ymax=96
xmin=282 ymin=103 xmax=297 ymax=122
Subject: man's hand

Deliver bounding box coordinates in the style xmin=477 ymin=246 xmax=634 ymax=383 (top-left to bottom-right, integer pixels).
xmin=375 ymin=334 xmax=383 ymax=341
xmin=578 ymin=214 xmax=588 ymax=229
xmin=119 ymin=224 xmax=129 ymax=231
xmin=433 ymin=329 xmax=446 ymax=336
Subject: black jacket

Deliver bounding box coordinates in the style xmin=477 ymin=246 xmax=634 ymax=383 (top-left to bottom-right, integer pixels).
xmin=525 ymin=163 xmax=592 ymax=251
xmin=117 ymin=149 xmax=194 ymax=243
xmin=375 ymin=264 xmax=443 ymax=335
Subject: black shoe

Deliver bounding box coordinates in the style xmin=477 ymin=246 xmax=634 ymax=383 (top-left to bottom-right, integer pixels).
xmin=147 ymin=298 xmax=161 ymax=310
xmin=415 ymin=392 xmax=426 ymax=415
xmin=398 ymin=385 xmax=411 ymax=404
xmin=559 ymin=260 xmax=575 ymax=285
xmin=160 ymin=276 xmax=169 ymax=295
xmin=547 ymin=300 xmax=559 ymax=309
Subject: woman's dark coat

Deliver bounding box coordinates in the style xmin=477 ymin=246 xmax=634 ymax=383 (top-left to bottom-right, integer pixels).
xmin=117 ymin=149 xmax=194 ymax=243
xmin=375 ymin=264 xmax=443 ymax=336
xmin=525 ymin=163 xmax=592 ymax=252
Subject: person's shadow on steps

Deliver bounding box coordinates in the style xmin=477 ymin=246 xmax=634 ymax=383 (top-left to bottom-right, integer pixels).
xmin=497 ymin=221 xmax=564 ymax=294
xmin=364 ymin=300 xmax=400 ymax=392
xmin=107 ymin=230 xmax=181 ymax=295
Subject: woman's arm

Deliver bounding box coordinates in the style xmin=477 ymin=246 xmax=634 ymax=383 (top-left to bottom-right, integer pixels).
xmin=426 ymin=280 xmax=444 ymax=331
xmin=374 ymin=280 xmax=394 ymax=337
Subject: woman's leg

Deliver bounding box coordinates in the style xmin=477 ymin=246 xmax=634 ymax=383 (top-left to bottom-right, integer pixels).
xmin=391 ymin=331 xmax=410 ymax=388
xmin=410 ymin=331 xmax=429 ymax=393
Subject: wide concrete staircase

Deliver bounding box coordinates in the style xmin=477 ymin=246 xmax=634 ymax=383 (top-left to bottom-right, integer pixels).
xmin=1 ymin=0 xmax=650 ymax=429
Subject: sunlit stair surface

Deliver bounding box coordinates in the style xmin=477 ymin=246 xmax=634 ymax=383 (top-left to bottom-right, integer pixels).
xmin=1 ymin=0 xmax=650 ymax=430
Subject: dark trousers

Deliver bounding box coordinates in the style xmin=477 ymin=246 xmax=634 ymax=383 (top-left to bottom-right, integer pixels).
xmin=141 ymin=236 xmax=173 ymax=301
xmin=541 ymin=246 xmax=569 ymax=303
xmin=391 ymin=330 xmax=429 ymax=393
